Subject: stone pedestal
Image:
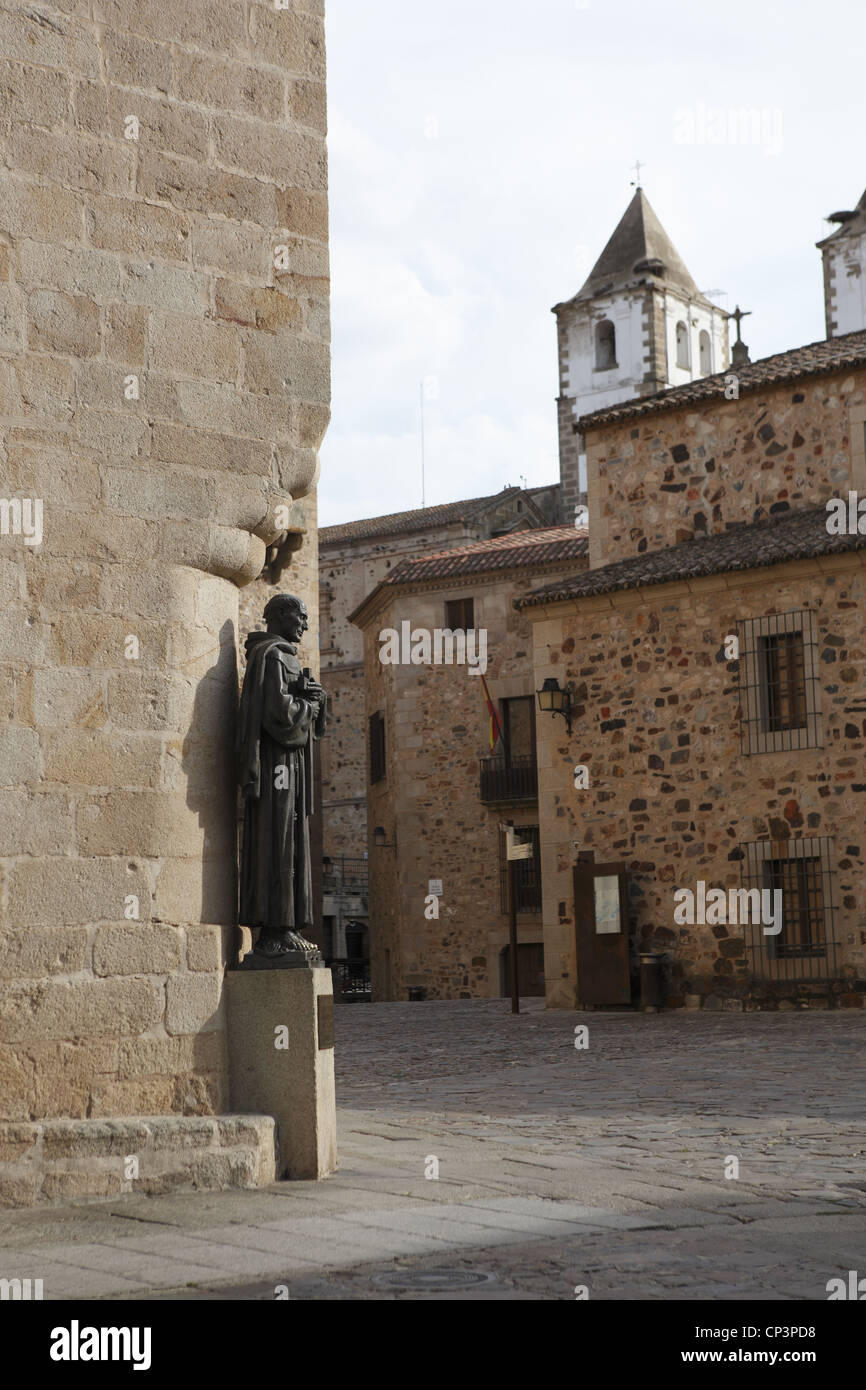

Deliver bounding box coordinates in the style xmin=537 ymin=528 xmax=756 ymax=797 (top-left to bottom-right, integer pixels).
xmin=225 ymin=967 xmax=336 ymax=1181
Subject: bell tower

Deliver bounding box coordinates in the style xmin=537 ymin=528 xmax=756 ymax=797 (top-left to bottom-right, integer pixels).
xmin=554 ymin=189 xmax=729 ymax=523
xmin=818 ymin=187 xmax=866 ymax=338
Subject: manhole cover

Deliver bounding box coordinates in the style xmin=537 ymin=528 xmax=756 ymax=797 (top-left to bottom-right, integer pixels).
xmin=372 ymin=1269 xmax=495 ymax=1291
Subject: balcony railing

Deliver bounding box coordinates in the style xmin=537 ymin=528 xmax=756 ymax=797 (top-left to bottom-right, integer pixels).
xmin=479 ymin=754 xmax=538 ymax=804
xmin=322 ymin=857 xmax=369 ymax=894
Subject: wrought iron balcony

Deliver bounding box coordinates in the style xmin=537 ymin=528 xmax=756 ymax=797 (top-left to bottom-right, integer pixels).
xmin=479 ymin=753 xmax=538 ymax=804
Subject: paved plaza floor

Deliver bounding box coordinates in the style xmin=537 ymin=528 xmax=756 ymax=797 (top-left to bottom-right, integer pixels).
xmin=1 ymin=1001 xmax=864 ymax=1299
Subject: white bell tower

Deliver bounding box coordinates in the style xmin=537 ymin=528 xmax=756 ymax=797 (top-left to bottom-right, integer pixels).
xmin=818 ymin=188 xmax=866 ymax=338
xmin=554 ymin=188 xmax=729 ymax=522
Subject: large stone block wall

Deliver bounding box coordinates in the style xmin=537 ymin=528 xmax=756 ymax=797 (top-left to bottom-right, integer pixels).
xmin=531 ymin=556 xmax=866 ymax=1009
xmin=239 ymin=494 xmax=320 ymax=672
xmin=0 ymin=0 xmax=329 ymax=1129
xmin=359 ymin=566 xmax=581 ymax=1002
xmin=586 ymin=368 xmax=866 ymax=569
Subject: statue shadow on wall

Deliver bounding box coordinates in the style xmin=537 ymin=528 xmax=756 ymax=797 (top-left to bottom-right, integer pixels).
xmin=180 ymin=618 xmax=244 ymax=967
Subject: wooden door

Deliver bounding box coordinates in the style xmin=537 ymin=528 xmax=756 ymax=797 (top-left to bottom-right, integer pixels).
xmin=519 ymin=943 xmax=545 ymax=996
xmin=573 ymin=861 xmax=631 ymax=1006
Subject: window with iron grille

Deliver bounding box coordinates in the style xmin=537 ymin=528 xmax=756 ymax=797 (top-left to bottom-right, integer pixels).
xmin=445 ymin=596 xmax=474 ymax=630
xmin=739 ymin=837 xmax=839 ymax=982
xmin=369 ymin=711 xmax=386 ymax=783
xmin=499 ymin=826 xmax=542 ymax=914
xmin=738 ymin=611 xmax=821 ymax=754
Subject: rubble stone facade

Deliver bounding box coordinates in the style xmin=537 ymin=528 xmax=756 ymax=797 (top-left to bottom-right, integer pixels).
xmin=529 ymin=556 xmax=866 ymax=1009
xmin=319 ymin=488 xmax=556 ymax=865
xmin=585 ymin=360 xmax=866 ymax=570
xmin=524 ymin=348 xmax=866 ymax=1010
xmin=351 ymin=528 xmax=587 ymax=1002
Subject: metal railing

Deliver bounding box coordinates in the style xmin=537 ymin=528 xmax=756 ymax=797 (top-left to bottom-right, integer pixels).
xmin=479 ymin=754 xmax=538 ymax=804
xmin=328 ymin=958 xmax=371 ymax=1002
xmin=322 ymin=857 xmax=369 ymax=894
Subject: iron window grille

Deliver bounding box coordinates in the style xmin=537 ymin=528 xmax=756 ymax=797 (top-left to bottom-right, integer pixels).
xmin=739 ymin=836 xmax=840 ymax=982
xmin=499 ymin=825 xmax=542 ymax=914
xmin=369 ymin=711 xmax=386 ymax=784
xmin=737 ymin=610 xmax=821 ymax=754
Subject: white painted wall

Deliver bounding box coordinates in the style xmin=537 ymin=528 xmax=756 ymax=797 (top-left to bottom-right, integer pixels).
xmin=559 ymin=292 xmax=648 ymax=421
xmin=826 ymin=235 xmax=866 ymax=336
xmin=560 ymin=286 xmax=729 ymax=432
xmin=663 ymin=291 xmax=728 ymax=387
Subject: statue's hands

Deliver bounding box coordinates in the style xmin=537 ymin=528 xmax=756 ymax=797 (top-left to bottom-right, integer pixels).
xmin=304 ymin=681 xmax=326 ymax=711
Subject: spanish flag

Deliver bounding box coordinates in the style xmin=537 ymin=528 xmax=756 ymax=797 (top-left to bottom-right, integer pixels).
xmin=480 ymin=673 xmax=505 ymax=753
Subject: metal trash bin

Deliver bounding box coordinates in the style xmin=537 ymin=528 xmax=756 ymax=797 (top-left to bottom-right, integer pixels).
xmin=639 ymin=952 xmax=664 ymax=1012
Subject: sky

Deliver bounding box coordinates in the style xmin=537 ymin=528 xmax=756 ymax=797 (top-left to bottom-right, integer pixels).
xmin=318 ymin=0 xmax=866 ymax=528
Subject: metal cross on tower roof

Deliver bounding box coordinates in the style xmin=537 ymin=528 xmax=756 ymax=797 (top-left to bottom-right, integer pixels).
xmin=731 ymin=304 xmax=752 ymax=343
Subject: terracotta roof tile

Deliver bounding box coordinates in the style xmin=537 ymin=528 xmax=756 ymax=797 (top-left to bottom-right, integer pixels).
xmin=577 ymin=329 xmax=866 ymax=432
xmin=320 ymin=488 xmax=530 ymax=545
xmin=517 ymin=505 xmax=866 ymax=608
xmin=382 ymin=525 xmax=588 ymax=584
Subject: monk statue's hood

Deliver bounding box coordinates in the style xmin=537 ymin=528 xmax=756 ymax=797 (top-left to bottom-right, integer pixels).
xmin=244 ymin=631 xmax=298 ymax=660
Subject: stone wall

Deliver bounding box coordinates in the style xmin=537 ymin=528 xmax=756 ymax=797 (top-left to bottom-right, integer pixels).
xmin=585 ymin=367 xmax=866 ymax=569
xmin=0 ymin=0 xmax=329 ymax=1132
xmin=320 ymin=527 xmax=471 ymax=862
xmin=319 ymin=496 xmax=553 ymax=861
xmin=319 ymin=660 xmax=365 ymax=859
xmin=357 ymin=564 xmax=582 ymax=1002
xmin=530 ymin=556 xmax=866 ymax=1009
xmin=239 ymin=494 xmax=320 ymax=673
xmin=556 ymin=393 xmax=581 ymax=524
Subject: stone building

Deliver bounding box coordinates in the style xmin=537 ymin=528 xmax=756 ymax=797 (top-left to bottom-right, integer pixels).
xmin=521 ymin=332 xmax=866 ymax=1010
xmin=0 ymin=0 xmax=329 ymax=1203
xmin=325 ymin=188 xmax=730 ymax=1002
xmin=316 ymin=486 xmax=557 ymax=966
xmin=315 ymin=189 xmax=720 ymax=906
xmin=350 ymin=526 xmax=587 ymax=1002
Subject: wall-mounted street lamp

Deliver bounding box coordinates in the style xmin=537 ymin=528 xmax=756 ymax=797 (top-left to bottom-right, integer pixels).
xmin=536 ymin=677 xmax=573 ymax=736
xmin=373 ymin=825 xmax=397 ymax=850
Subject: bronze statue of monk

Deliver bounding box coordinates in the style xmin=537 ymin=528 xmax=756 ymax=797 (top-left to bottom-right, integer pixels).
xmin=237 ymin=593 xmax=327 ymax=965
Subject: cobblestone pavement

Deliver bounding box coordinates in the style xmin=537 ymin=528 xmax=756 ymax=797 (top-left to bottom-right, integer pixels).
xmin=0 ymin=1001 xmax=864 ymax=1300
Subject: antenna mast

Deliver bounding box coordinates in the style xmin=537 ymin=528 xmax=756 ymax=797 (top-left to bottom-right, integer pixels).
xmin=419 ymin=381 xmax=426 ymax=509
